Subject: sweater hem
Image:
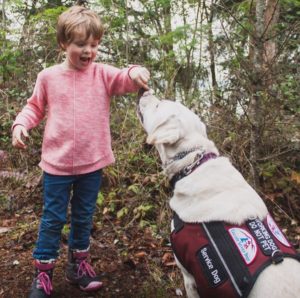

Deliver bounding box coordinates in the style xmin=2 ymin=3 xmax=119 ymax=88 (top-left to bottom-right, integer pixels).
xmin=39 ymin=156 xmax=115 ymax=175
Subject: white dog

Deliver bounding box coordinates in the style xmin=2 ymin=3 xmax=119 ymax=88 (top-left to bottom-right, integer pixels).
xmin=137 ymin=90 xmax=300 ymax=298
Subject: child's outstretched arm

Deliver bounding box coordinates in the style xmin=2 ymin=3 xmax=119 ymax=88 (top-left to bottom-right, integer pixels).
xmin=12 ymin=125 xmax=29 ymax=149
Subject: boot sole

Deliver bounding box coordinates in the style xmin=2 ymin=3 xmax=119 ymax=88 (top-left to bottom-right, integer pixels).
xmin=65 ymin=277 xmax=103 ymax=292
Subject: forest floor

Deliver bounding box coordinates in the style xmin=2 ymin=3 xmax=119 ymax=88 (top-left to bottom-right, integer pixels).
xmin=0 ymin=168 xmax=184 ymax=298
xmin=0 ymin=165 xmax=299 ymax=298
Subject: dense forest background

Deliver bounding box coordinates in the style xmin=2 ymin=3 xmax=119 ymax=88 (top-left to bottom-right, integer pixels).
xmin=0 ymin=0 xmax=299 ymax=297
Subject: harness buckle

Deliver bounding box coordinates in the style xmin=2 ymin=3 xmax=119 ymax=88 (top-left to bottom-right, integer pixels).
xmin=271 ymin=250 xmax=284 ymax=264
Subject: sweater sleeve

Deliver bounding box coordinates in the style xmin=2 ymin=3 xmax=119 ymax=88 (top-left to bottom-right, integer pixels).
xmin=12 ymin=72 xmax=47 ymax=130
xmin=101 ymin=64 xmax=140 ymax=97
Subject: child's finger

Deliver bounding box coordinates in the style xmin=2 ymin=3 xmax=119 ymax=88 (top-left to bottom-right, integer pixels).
xmin=142 ymin=70 xmax=150 ymax=81
xmin=13 ymin=136 xmax=26 ymax=149
xmin=17 ymin=139 xmax=26 ymax=149
xmin=140 ymin=73 xmax=149 ymax=83
xmin=136 ymin=78 xmax=148 ymax=89
xmin=12 ymin=127 xmax=28 ymax=149
xmin=140 ymin=82 xmax=149 ymax=90
xmin=22 ymin=127 xmax=29 ymax=138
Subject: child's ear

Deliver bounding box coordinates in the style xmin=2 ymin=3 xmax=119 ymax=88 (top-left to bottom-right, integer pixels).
xmin=59 ymin=42 xmax=66 ymax=50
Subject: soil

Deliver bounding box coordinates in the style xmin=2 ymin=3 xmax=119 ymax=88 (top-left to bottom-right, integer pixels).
xmin=0 ymin=169 xmax=299 ymax=298
xmin=0 ymin=180 xmax=183 ymax=298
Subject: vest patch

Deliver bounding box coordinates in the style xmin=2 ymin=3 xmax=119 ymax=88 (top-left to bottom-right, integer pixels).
xmin=267 ymin=214 xmax=290 ymax=247
xmin=171 ymin=213 xmax=299 ymax=298
xmin=229 ymin=228 xmax=257 ymax=264
xmin=197 ymin=245 xmax=228 ymax=287
xmin=247 ymin=217 xmax=281 ymax=256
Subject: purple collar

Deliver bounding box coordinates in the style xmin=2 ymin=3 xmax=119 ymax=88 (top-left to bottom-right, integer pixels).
xmin=170 ymin=152 xmax=217 ymax=188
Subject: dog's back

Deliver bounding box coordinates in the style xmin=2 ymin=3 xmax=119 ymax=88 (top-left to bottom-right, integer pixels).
xmin=249 ymin=258 xmax=300 ymax=298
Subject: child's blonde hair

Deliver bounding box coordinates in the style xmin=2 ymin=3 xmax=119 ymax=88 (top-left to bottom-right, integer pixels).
xmin=57 ymin=6 xmax=104 ymax=49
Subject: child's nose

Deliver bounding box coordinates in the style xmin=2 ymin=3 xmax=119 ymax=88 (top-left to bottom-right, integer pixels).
xmin=83 ymin=46 xmax=91 ymax=53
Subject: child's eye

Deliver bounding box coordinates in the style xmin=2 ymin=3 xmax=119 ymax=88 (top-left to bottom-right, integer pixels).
xmin=76 ymin=42 xmax=85 ymax=47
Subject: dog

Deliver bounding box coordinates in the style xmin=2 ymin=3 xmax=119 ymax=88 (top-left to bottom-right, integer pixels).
xmin=137 ymin=90 xmax=300 ymax=298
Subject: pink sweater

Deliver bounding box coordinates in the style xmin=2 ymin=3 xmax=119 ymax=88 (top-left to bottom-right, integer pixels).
xmin=13 ymin=63 xmax=139 ymax=175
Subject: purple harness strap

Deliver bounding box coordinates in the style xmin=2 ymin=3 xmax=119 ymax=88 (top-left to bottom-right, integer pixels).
xmin=170 ymin=152 xmax=217 ymax=188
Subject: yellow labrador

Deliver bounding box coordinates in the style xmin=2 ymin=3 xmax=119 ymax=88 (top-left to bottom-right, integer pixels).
xmin=137 ymin=90 xmax=300 ymax=298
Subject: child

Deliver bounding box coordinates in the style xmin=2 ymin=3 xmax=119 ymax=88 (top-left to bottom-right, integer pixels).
xmin=12 ymin=5 xmax=150 ymax=298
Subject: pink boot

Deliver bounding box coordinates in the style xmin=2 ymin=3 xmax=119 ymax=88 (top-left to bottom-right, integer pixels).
xmin=65 ymin=250 xmax=103 ymax=292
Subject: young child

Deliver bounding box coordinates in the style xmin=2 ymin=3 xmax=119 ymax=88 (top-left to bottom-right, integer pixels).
xmin=12 ymin=5 xmax=150 ymax=298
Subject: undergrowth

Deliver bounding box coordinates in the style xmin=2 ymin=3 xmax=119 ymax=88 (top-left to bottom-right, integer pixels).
xmin=0 ymin=92 xmax=299 ymax=297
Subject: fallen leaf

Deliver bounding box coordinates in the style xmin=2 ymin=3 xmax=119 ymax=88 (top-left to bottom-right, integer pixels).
xmin=2 ymin=219 xmax=16 ymax=227
xmin=162 ymin=252 xmax=173 ymax=264
xmin=0 ymin=227 xmax=11 ymax=234
xmin=134 ymin=251 xmax=147 ymax=258
xmin=291 ymin=171 xmax=300 ymax=184
xmin=291 ymin=219 xmax=298 ymax=226
xmin=164 ymin=261 xmax=177 ymax=266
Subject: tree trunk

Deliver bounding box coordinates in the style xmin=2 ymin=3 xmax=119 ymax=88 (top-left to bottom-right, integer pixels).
xmin=264 ymin=0 xmax=280 ymax=86
xmin=248 ymin=0 xmax=280 ymax=188
xmin=1 ymin=0 xmax=5 ymax=86
xmin=161 ymin=1 xmax=175 ymax=98
xmin=204 ymin=1 xmax=220 ymax=106
xmin=249 ymin=0 xmax=266 ymax=188
xmin=1 ymin=0 xmax=5 ymax=29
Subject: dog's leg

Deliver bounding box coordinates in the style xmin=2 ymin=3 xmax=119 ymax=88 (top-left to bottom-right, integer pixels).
xmin=174 ymin=256 xmax=200 ymax=298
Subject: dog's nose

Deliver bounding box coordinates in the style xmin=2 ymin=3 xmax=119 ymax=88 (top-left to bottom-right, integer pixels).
xmin=137 ymin=88 xmax=147 ymax=108
xmin=138 ymin=88 xmax=147 ymax=100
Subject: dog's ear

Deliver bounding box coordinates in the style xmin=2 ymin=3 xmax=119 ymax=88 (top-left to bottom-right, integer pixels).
xmin=198 ymin=121 xmax=207 ymax=138
xmin=146 ymin=115 xmax=181 ymax=145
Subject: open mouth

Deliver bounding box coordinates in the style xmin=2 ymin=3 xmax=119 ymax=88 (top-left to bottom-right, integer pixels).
xmin=80 ymin=57 xmax=91 ymax=63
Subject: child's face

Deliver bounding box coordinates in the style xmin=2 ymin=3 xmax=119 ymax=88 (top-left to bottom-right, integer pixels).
xmin=62 ymin=33 xmax=100 ymax=71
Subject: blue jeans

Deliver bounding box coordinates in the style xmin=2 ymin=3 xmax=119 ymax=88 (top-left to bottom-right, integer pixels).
xmin=33 ymin=170 xmax=102 ymax=260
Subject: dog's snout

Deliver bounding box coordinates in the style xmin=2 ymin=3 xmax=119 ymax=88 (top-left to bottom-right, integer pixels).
xmin=136 ymin=89 xmax=156 ymax=123
xmin=138 ymin=88 xmax=147 ymax=100
xmin=136 ymin=89 xmax=161 ymax=124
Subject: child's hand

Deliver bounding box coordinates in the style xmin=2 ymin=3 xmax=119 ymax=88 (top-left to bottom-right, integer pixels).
xmin=129 ymin=67 xmax=150 ymax=90
xmin=12 ymin=125 xmax=29 ymax=149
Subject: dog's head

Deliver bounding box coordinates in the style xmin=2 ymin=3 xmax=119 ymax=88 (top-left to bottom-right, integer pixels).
xmin=137 ymin=90 xmax=218 ymax=178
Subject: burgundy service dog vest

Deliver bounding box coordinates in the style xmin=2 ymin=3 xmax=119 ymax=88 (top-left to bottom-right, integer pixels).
xmin=171 ymin=213 xmax=299 ymax=298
